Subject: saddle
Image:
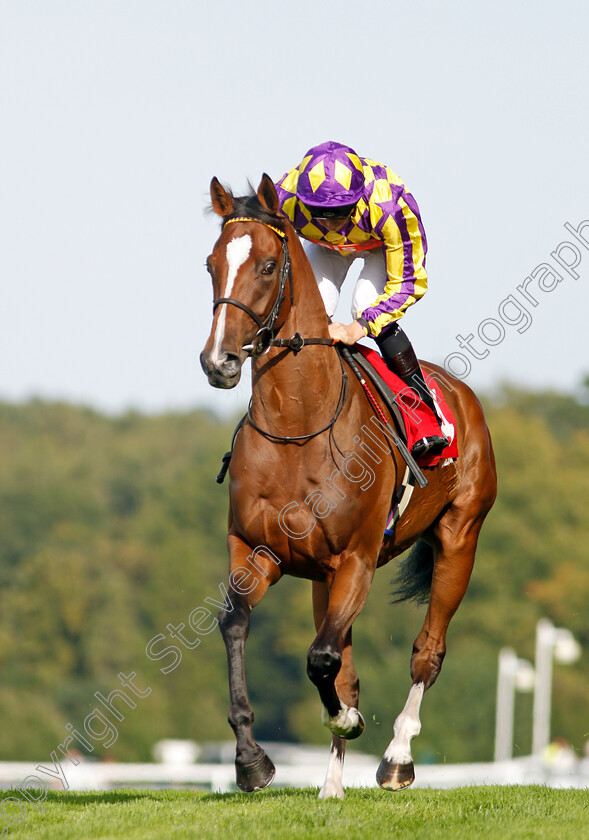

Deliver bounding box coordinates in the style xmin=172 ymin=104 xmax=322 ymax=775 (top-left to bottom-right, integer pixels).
xmin=340 ymin=344 xmax=458 ymax=469
xmin=340 ymin=343 xmax=458 ymax=536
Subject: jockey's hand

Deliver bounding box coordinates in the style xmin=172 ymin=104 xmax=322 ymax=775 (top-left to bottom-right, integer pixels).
xmin=328 ymin=320 xmax=366 ymax=345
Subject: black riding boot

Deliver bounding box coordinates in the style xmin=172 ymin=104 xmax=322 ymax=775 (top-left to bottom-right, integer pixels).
xmin=375 ymin=324 xmax=448 ymax=459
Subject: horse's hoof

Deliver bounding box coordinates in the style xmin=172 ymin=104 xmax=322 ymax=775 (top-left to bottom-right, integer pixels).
xmin=318 ymin=783 xmax=345 ymax=800
xmin=376 ymin=758 xmax=415 ymax=791
xmin=343 ymin=712 xmax=365 ymax=740
xmin=235 ymin=752 xmax=276 ymax=792
xmin=323 ymin=705 xmax=365 ymax=740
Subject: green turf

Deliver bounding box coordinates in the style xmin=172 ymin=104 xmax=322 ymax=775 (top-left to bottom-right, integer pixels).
xmin=1 ymin=786 xmax=587 ymax=839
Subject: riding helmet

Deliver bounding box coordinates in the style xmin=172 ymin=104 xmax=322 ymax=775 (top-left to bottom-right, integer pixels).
xmin=295 ymin=141 xmax=365 ymax=208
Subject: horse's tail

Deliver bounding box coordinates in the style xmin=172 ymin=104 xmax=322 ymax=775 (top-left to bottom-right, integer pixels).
xmin=391 ymin=539 xmax=434 ymax=605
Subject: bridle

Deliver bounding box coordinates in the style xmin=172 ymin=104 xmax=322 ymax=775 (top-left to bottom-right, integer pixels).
xmin=210 ymin=215 xmax=348 ymax=445
xmin=212 ymin=217 xmax=294 ymax=357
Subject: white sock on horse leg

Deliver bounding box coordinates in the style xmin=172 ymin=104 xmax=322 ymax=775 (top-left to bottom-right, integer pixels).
xmin=383 ymin=682 xmax=425 ymax=765
xmin=319 ymin=739 xmax=345 ymax=799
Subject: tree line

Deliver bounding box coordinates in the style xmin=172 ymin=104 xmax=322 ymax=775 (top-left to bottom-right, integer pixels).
xmin=0 ymin=386 xmax=587 ymax=763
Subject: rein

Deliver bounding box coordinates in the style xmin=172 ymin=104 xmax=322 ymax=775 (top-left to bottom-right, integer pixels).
xmin=246 ymin=349 xmax=348 ymax=444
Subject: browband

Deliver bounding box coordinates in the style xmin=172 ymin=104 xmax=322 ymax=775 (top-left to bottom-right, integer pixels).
xmin=223 ymin=217 xmax=286 ymax=239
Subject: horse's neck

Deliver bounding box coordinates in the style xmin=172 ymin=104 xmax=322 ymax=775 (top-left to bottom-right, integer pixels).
xmin=250 ymin=234 xmax=342 ymax=432
xmin=281 ymin=233 xmax=331 ymax=336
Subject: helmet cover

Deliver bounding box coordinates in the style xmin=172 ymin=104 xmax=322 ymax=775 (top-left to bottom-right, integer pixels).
xmin=295 ymin=141 xmax=365 ymax=208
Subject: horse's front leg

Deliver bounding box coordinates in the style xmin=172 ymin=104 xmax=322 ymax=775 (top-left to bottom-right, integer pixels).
xmin=312 ymin=581 xmax=360 ymax=799
xmin=307 ymin=557 xmax=372 ymax=749
xmin=218 ymin=535 xmax=281 ymax=792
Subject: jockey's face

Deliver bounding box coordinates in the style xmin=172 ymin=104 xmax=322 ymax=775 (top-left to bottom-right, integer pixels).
xmin=319 ymin=216 xmax=351 ymax=231
xmin=307 ymin=202 xmax=355 ymax=232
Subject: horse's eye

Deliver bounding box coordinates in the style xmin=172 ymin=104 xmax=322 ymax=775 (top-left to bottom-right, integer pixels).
xmin=262 ymin=262 xmax=277 ymax=276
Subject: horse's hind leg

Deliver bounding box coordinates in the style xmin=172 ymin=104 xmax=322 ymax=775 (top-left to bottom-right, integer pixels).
xmin=218 ymin=535 xmax=281 ymax=792
xmin=312 ymin=581 xmax=360 ymax=799
xmin=378 ymin=505 xmax=490 ymax=791
xmin=376 ymin=680 xmax=425 ymax=790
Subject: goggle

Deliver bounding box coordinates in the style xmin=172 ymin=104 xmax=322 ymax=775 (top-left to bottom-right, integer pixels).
xmin=306 ymin=203 xmax=356 ymax=221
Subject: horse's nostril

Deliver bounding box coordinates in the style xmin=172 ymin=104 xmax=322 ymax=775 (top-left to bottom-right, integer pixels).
xmin=220 ymin=353 xmax=241 ymax=376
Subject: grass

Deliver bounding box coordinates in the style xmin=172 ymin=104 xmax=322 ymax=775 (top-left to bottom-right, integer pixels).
xmin=1 ymin=786 xmax=587 ymax=840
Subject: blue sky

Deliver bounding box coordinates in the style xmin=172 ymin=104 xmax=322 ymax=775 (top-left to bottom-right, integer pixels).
xmin=1 ymin=0 xmax=588 ymax=414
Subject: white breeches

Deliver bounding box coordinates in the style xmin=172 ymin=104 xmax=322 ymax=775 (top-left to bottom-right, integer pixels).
xmin=303 ymin=241 xmax=387 ymax=321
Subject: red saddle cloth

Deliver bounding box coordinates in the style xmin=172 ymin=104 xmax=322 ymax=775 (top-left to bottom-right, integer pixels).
xmin=356 ymin=345 xmax=459 ymax=467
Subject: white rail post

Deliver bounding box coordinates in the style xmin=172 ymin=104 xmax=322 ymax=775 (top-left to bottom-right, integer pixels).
xmin=494 ymin=648 xmax=534 ymax=762
xmin=531 ymin=618 xmax=581 ymax=757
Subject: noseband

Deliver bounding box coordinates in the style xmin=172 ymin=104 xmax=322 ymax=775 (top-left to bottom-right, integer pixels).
xmin=212 ymin=217 xmax=293 ymax=356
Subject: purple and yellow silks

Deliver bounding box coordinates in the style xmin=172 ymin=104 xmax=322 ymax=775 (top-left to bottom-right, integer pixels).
xmin=275 ymin=144 xmax=428 ymax=338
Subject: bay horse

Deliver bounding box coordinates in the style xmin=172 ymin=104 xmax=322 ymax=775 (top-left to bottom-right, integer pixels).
xmin=200 ymin=174 xmax=497 ymax=799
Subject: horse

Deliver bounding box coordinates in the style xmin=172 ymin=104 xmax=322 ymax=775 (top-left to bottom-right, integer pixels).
xmin=200 ymin=174 xmax=497 ymax=799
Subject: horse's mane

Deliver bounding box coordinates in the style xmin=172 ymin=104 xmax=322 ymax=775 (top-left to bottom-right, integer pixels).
xmin=208 ymin=182 xmax=288 ymax=233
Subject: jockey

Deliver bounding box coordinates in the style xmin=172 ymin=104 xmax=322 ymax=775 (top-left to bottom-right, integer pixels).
xmin=275 ymin=140 xmax=448 ymax=459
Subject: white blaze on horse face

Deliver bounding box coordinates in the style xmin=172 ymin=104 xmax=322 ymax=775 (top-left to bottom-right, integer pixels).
xmin=211 ymin=234 xmax=252 ymax=365
xmin=383 ymin=682 xmax=425 ymax=766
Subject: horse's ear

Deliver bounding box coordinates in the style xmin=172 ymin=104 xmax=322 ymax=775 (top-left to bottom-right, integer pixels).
xmin=210 ymin=177 xmax=234 ymax=217
xmin=257 ymin=173 xmax=280 ymax=214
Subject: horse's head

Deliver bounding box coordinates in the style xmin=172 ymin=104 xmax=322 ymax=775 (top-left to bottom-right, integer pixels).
xmin=200 ymin=174 xmax=291 ymax=389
